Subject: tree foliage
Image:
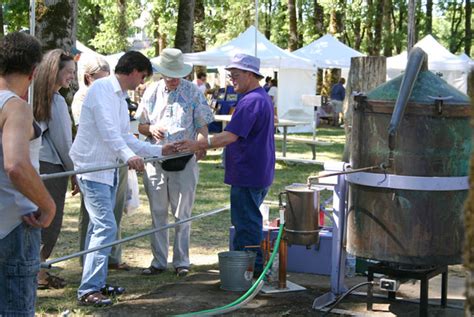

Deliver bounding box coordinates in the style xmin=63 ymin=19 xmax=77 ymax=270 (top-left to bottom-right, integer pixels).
xmin=75 ymin=0 xmax=140 ymax=54
xmin=3 ymin=0 xmax=470 ymax=56
xmin=2 ymin=0 xmax=29 ymax=33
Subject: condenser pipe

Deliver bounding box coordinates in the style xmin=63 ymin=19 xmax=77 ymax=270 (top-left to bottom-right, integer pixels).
xmin=387 ymin=47 xmax=428 ymax=151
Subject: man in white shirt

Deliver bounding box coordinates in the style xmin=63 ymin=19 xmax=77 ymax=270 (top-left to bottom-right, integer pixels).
xmin=70 ymin=51 xmax=175 ymax=306
xmin=193 ymin=71 xmax=209 ymax=95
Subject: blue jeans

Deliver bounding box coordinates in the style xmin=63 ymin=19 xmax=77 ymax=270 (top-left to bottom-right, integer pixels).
xmin=77 ymin=178 xmax=117 ymax=299
xmin=0 ymin=223 xmax=40 ymax=317
xmin=230 ymin=186 xmax=269 ymax=272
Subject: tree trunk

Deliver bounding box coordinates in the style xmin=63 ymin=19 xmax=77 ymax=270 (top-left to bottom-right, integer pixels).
xmin=313 ymin=0 xmax=324 ymax=37
xmin=372 ymin=0 xmax=383 ymax=55
xmin=342 ymin=56 xmax=386 ymax=162
xmin=316 ymin=68 xmax=323 ymax=95
xmin=159 ymin=34 xmax=167 ymax=54
xmin=193 ymin=0 xmax=206 ymax=78
xmin=329 ymin=0 xmax=344 ymax=40
xmin=351 ymin=1 xmax=363 ymax=51
xmin=297 ymin=0 xmax=303 ymax=47
xmin=193 ymin=0 xmax=205 ymax=53
xmin=321 ymin=68 xmax=341 ymax=98
xmin=0 ymin=5 xmax=4 ymax=38
xmin=175 ymin=0 xmax=195 ymax=53
xmin=151 ymin=9 xmax=161 ymax=56
xmin=117 ymin=0 xmax=127 ymax=48
xmin=365 ymin=0 xmax=374 ymax=53
xmin=407 ymin=0 xmax=416 ymax=51
xmin=35 ymin=0 xmax=77 ymax=52
xmin=425 ymin=0 xmax=433 ymax=35
xmin=288 ymin=0 xmax=298 ymax=51
xmin=394 ymin=0 xmax=406 ymax=54
xmin=382 ymin=0 xmax=393 ymax=56
xmin=465 ymin=0 xmax=472 ymax=56
xmin=35 ymin=0 xmax=78 ymax=106
xmin=264 ymin=0 xmax=272 ymax=39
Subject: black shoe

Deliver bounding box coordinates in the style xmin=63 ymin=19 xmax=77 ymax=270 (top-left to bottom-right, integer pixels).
xmin=100 ymin=284 xmax=125 ymax=296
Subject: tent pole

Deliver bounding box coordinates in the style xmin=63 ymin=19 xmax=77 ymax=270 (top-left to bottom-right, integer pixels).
xmin=254 ymin=0 xmax=258 ymax=57
xmin=29 ymin=0 xmax=35 ymax=36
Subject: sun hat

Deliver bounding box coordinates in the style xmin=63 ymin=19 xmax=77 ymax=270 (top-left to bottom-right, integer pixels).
xmin=153 ymin=48 xmax=192 ymax=78
xmin=225 ymin=53 xmax=263 ymax=78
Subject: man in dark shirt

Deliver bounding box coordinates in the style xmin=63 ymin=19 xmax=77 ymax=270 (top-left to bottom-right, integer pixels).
xmin=330 ymin=77 xmax=346 ymax=126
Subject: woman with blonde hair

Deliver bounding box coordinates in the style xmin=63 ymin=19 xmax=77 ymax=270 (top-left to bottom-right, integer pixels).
xmin=33 ymin=48 xmax=78 ymax=289
xmin=72 ymin=54 xmax=110 ymax=125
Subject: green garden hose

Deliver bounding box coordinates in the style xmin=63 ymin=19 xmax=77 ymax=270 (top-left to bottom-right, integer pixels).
xmin=176 ymin=221 xmax=285 ymax=316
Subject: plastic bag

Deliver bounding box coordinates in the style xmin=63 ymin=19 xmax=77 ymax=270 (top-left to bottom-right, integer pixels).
xmin=125 ymin=169 xmax=140 ymax=215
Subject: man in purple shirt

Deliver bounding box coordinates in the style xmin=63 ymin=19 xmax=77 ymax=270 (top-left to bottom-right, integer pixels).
xmin=176 ymin=53 xmax=275 ymax=275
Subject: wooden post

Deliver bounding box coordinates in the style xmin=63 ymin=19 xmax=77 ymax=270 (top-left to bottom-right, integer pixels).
xmin=465 ymin=71 xmax=474 ymax=317
xmin=342 ymin=56 xmax=386 ymax=162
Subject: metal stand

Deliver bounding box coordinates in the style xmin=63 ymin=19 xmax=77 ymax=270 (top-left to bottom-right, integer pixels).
xmin=312 ymin=164 xmax=349 ymax=309
xmin=261 ymin=280 xmax=306 ymax=294
xmin=261 ymin=233 xmax=306 ymax=294
xmin=367 ymin=263 xmax=448 ymax=317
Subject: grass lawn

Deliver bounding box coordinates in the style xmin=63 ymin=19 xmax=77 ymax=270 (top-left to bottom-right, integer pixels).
xmin=36 ymin=125 xmax=345 ymax=315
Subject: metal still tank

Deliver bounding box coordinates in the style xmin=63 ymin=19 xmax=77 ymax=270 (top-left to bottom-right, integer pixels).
xmin=346 ymin=48 xmax=471 ymax=265
xmin=281 ymin=184 xmax=320 ymax=247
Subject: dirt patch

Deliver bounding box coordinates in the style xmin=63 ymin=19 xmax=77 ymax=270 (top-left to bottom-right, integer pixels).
xmin=99 ymin=271 xmax=323 ymax=316
xmin=81 ymin=270 xmax=465 ymax=317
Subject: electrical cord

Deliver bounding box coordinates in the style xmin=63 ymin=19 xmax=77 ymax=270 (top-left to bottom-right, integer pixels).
xmin=322 ymin=281 xmax=376 ymax=316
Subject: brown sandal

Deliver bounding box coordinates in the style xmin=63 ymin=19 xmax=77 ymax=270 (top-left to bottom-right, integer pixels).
xmin=37 ymin=272 xmax=66 ymax=289
xmin=78 ymin=291 xmax=112 ymax=306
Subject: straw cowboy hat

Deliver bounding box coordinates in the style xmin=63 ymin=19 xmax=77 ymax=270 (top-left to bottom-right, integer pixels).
xmin=154 ymin=48 xmax=192 ymax=78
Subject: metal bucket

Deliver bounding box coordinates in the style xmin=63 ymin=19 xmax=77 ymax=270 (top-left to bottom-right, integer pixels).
xmin=284 ymin=184 xmax=320 ymax=246
xmin=218 ymin=251 xmax=256 ymax=291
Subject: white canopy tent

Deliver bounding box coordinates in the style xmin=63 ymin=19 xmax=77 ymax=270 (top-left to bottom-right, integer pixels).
xmin=173 ymin=26 xmax=317 ymax=132
xmin=459 ymin=53 xmax=474 ymax=70
xmin=293 ymin=34 xmax=364 ymax=69
xmin=182 ymin=26 xmax=315 ymax=70
xmin=387 ymin=35 xmax=469 ymax=93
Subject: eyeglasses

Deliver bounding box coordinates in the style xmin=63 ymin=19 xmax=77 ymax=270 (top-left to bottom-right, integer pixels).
xmin=227 ymin=71 xmax=247 ymax=80
xmin=163 ymin=76 xmax=180 ymax=82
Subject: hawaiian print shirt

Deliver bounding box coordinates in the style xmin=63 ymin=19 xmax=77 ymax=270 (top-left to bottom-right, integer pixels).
xmin=137 ymin=79 xmax=214 ymax=144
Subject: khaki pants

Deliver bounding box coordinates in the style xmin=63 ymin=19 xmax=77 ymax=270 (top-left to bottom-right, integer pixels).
xmin=143 ymin=156 xmax=199 ymax=269
xmin=330 ymin=100 xmax=343 ymax=125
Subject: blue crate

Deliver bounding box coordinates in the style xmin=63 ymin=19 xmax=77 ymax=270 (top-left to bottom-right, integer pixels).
xmin=229 ymin=226 xmax=333 ymax=275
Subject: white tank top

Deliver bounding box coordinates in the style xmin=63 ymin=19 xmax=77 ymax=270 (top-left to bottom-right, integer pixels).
xmin=0 ymin=90 xmax=42 ymax=239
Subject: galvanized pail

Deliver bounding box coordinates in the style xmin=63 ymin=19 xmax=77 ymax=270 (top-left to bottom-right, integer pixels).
xmin=218 ymin=251 xmax=256 ymax=291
